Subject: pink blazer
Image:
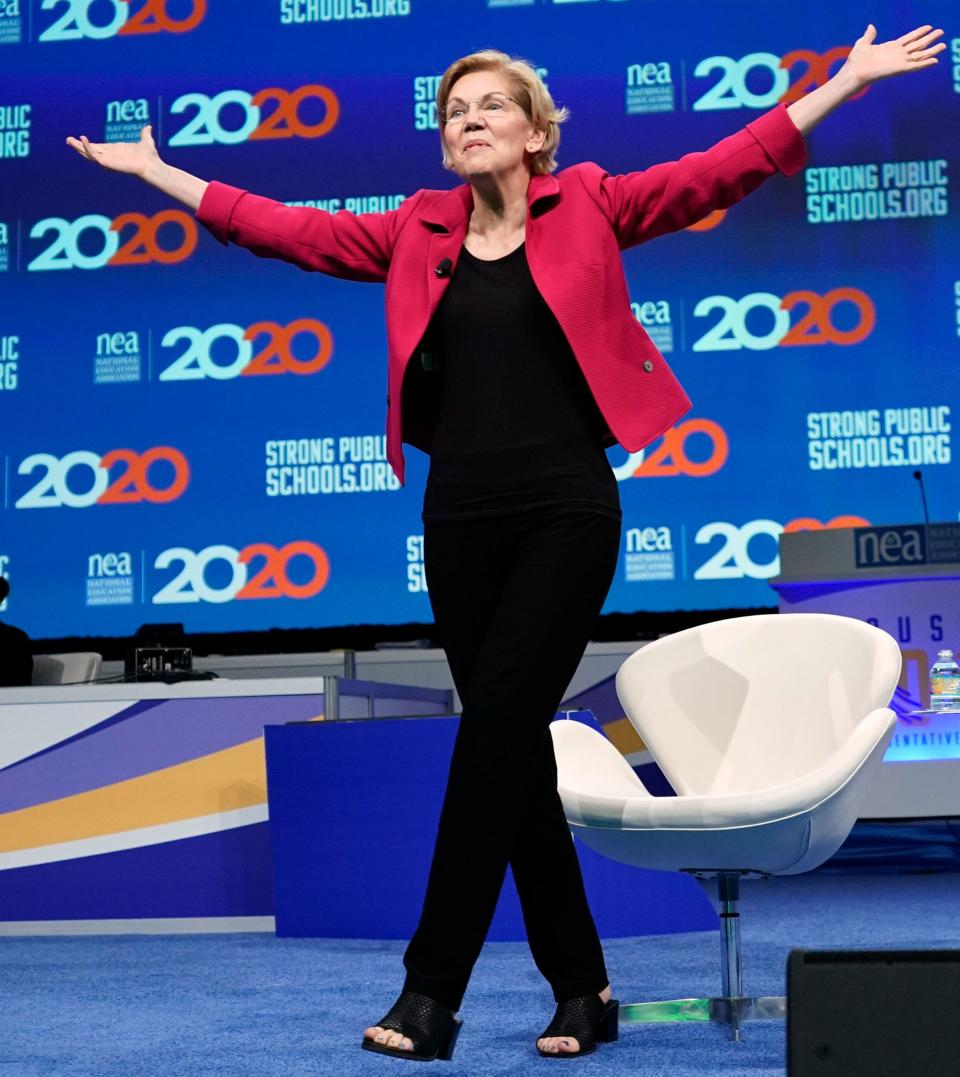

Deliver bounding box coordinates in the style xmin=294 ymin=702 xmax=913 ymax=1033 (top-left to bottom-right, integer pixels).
xmin=196 ymin=104 xmax=805 ymax=484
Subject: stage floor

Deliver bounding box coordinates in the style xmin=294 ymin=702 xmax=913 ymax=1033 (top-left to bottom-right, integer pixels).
xmin=2 ymin=871 xmax=958 ymax=1075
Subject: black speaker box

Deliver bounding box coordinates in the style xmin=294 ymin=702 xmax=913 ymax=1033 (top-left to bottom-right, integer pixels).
xmin=788 ymin=949 xmax=960 ymax=1076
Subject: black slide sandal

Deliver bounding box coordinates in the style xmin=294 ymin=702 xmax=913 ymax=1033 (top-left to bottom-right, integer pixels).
xmin=361 ymin=990 xmax=463 ymax=1063
xmin=536 ymin=996 xmax=619 ymax=1058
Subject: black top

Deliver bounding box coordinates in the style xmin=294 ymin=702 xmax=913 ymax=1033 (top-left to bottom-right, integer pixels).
xmin=421 ymin=243 xmax=621 ymax=522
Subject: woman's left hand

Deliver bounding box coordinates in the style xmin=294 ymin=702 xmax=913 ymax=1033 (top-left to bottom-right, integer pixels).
xmin=841 ymin=23 xmax=946 ymax=89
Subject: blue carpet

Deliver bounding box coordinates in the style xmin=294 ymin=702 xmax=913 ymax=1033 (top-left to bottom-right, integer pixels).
xmin=2 ymin=873 xmax=960 ymax=1076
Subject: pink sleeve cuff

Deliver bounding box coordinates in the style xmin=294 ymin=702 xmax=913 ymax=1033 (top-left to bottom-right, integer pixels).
xmin=195 ymin=180 xmax=248 ymax=245
xmin=746 ymin=104 xmax=807 ymax=177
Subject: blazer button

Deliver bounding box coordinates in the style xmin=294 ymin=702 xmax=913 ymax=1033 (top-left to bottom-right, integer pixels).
xmin=642 ymin=360 xmax=654 ymax=373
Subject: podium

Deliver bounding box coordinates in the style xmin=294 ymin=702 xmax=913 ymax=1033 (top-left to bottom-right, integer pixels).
xmin=771 ymin=522 xmax=960 ymax=819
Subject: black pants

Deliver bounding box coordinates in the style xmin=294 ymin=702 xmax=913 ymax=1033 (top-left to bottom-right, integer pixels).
xmin=402 ymin=507 xmax=622 ymax=1012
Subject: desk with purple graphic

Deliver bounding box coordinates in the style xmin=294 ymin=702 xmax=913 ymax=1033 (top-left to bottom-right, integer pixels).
xmin=0 ymin=677 xmax=452 ymax=925
xmin=771 ymin=522 xmax=960 ymax=819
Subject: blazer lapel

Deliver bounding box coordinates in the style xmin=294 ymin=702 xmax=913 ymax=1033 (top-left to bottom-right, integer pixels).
xmin=526 ymin=173 xmax=561 ymax=215
xmin=420 ymin=184 xmax=471 ymax=313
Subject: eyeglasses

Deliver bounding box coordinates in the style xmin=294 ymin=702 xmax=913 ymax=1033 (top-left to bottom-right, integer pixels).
xmin=441 ymin=92 xmax=518 ymax=125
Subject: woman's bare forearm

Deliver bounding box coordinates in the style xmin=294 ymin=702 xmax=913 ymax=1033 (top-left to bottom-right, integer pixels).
xmin=786 ymin=68 xmax=860 ymax=137
xmin=141 ymin=159 xmax=208 ymax=212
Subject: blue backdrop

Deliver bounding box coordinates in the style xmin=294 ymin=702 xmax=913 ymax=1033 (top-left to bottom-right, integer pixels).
xmin=1 ymin=0 xmax=957 ymax=637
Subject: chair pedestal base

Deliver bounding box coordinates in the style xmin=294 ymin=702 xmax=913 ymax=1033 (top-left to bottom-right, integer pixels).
xmin=621 ymin=996 xmax=786 ymax=1041
xmin=619 ymin=869 xmax=786 ymax=1040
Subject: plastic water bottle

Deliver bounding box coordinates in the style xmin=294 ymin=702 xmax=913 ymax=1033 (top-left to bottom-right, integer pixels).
xmin=930 ymin=650 xmax=960 ymax=712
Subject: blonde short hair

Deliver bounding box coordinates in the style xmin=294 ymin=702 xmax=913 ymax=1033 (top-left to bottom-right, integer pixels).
xmin=437 ymin=50 xmax=569 ymax=176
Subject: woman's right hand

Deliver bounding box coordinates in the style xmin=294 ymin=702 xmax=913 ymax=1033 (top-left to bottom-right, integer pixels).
xmin=65 ymin=124 xmax=161 ymax=179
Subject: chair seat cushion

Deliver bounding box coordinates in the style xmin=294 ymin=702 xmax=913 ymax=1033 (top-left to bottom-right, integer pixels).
xmin=551 ymin=710 xmax=895 ymax=874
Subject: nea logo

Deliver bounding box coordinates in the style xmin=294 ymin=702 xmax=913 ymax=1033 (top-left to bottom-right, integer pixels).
xmin=855 ymin=525 xmax=927 ymax=568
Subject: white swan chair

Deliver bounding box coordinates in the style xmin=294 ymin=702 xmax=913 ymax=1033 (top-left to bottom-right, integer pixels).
xmin=550 ymin=613 xmax=902 ymax=1039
